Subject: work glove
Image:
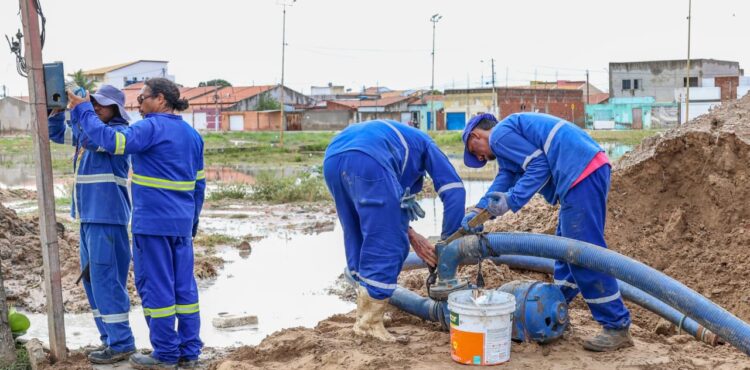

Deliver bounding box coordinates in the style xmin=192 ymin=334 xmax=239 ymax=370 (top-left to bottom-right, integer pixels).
xmin=400 ymin=187 xmax=426 ymax=221
xmin=192 ymin=220 xmax=199 ymax=238
xmin=461 ymin=211 xmax=484 ymax=233
xmin=487 ymin=192 xmax=510 ymax=217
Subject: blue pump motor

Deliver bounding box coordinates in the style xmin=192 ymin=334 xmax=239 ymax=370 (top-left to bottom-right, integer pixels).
xmin=498 ymin=280 xmax=568 ymax=344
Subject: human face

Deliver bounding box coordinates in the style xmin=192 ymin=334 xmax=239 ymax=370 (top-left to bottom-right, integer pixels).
xmin=92 ymin=99 xmax=116 ymax=123
xmin=137 ymin=86 xmax=162 ymax=115
xmin=467 ymin=129 xmax=496 ymax=162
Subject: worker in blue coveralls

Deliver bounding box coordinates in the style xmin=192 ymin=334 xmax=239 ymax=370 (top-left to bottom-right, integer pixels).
xmin=324 ymin=120 xmax=466 ymax=343
xmin=48 ymin=85 xmax=135 ymax=364
xmin=461 ymin=112 xmax=633 ymax=352
xmin=67 ymin=78 xmax=205 ymax=370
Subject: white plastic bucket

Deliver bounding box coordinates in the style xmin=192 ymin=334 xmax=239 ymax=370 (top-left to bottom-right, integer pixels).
xmin=447 ymin=289 xmax=516 ymax=366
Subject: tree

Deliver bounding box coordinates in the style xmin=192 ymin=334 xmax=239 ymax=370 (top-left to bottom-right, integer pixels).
xmin=198 ymin=79 xmax=232 ymax=87
xmin=66 ymin=69 xmax=96 ymax=92
xmin=255 ymin=92 xmax=281 ymax=111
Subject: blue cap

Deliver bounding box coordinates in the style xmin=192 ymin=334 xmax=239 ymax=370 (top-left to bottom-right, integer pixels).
xmin=462 ymin=113 xmax=498 ymax=168
xmin=90 ymin=84 xmax=130 ymax=122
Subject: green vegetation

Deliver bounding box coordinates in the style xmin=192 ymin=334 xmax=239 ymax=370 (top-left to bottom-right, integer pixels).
xmin=586 ymin=129 xmax=662 ymax=146
xmin=0 ymin=343 xmax=31 ymax=370
xmin=250 ymin=172 xmax=330 ymax=204
xmin=207 ymin=184 xmax=249 ymax=201
xmin=198 ymin=79 xmax=232 ymax=87
xmin=202 ymin=131 xmax=334 ymax=167
xmin=194 ymin=233 xmax=239 ymax=248
xmin=255 ymin=92 xmax=281 ymax=111
xmin=67 ymin=69 xmax=96 ymax=92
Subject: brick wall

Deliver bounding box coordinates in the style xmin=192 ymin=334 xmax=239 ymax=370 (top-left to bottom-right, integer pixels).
xmin=714 ymin=76 xmax=739 ymax=101
xmin=497 ymin=88 xmax=584 ymax=126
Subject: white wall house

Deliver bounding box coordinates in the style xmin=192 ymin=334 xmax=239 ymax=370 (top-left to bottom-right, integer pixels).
xmin=82 ymin=60 xmax=175 ymax=89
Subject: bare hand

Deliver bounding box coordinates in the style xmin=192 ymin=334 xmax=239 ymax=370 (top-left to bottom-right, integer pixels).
xmin=408 ymin=228 xmax=437 ymax=267
xmin=66 ymin=89 xmax=89 ymax=109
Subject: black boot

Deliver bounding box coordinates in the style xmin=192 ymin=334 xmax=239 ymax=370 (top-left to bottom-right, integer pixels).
xmin=178 ymin=357 xmax=199 ymax=368
xmin=129 ymin=352 xmax=177 ymax=369
xmin=88 ymin=347 xmax=135 ymax=364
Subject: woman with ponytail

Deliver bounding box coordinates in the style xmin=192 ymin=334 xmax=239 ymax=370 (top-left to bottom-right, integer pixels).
xmin=68 ymin=77 xmax=205 ymax=369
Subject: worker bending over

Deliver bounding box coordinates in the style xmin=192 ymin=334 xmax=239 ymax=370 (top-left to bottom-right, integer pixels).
xmin=68 ymin=78 xmax=205 ymax=369
xmin=324 ymin=120 xmax=466 ymax=343
xmin=461 ymin=112 xmax=632 ymax=352
xmin=49 ymin=85 xmax=135 ymax=364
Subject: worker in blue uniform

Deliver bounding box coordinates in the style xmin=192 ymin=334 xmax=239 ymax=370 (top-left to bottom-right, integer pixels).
xmin=324 ymin=120 xmax=466 ymax=343
xmin=48 ymin=85 xmax=135 ymax=364
xmin=68 ymin=78 xmax=205 ymax=370
xmin=461 ymin=112 xmax=633 ymax=352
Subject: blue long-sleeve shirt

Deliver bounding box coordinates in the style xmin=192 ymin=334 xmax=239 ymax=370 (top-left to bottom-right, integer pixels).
xmin=48 ymin=111 xmax=131 ymax=225
xmin=477 ymin=113 xmax=603 ymax=212
xmin=325 ymin=120 xmax=466 ymax=239
xmin=72 ymin=102 xmax=205 ymax=237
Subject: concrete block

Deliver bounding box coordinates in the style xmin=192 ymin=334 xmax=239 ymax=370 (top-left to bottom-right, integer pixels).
xmin=24 ymin=338 xmax=46 ymax=370
xmin=212 ymin=313 xmax=258 ymax=329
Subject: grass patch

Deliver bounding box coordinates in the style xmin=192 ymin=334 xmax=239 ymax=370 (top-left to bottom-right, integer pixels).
xmin=194 ymin=233 xmax=239 ymax=248
xmin=586 ymin=129 xmax=662 ymax=146
xmin=0 ymin=343 xmax=31 ymax=370
xmin=250 ymin=172 xmax=330 ymax=203
xmin=208 ymin=184 xmax=250 ymax=201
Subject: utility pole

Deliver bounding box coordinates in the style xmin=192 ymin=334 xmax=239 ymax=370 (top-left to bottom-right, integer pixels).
xmin=279 ymin=0 xmax=295 ymax=146
xmin=685 ymin=0 xmax=692 ymax=124
xmin=490 ymin=58 xmax=496 ymax=116
xmin=586 ymin=69 xmax=590 ymax=127
xmin=430 ymin=13 xmax=442 ymax=131
xmin=19 ymin=0 xmax=67 ymax=361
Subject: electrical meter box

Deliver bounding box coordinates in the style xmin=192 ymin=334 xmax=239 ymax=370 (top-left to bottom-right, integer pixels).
xmin=43 ymin=61 xmax=67 ymax=109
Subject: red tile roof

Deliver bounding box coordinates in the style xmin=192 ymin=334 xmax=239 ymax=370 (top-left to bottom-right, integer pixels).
xmin=123 ymin=85 xmax=275 ymax=110
xmin=587 ymin=92 xmax=610 ymax=104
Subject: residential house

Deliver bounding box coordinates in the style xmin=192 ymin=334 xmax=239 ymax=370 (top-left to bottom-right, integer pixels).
xmin=0 ymin=96 xmax=30 ymax=133
xmin=408 ymin=95 xmax=445 ymax=131
xmin=82 ymin=60 xmax=174 ymax=89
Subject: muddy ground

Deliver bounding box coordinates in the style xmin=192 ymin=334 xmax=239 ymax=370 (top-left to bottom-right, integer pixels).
xmin=211 ymin=96 xmax=750 ymax=369
xmin=0 ymin=190 xmax=335 ymax=313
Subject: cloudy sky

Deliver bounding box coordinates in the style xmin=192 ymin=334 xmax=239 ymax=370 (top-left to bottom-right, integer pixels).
xmin=1 ymin=0 xmax=748 ymax=97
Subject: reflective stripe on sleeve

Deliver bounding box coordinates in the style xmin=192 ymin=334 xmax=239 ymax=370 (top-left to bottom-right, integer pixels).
xmin=522 ymin=149 xmax=543 ymax=170
xmin=436 ymin=182 xmax=463 ymax=195
xmin=132 ymin=174 xmax=196 ymax=191
xmin=64 ymin=126 xmax=73 ymax=145
xmin=114 ymin=132 xmax=126 ymax=155
xmin=543 ymin=120 xmax=566 ymax=154
xmin=553 ymin=279 xmax=578 ymax=290
xmin=382 ymin=121 xmax=409 ymax=175
xmin=92 ymin=309 xmax=101 ymax=318
xmin=195 ymin=170 xmax=206 ymax=181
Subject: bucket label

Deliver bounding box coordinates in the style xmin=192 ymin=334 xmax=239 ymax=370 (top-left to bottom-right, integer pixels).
xmin=450 ymin=312 xmax=460 ymax=326
xmin=484 ymin=328 xmax=511 ymax=364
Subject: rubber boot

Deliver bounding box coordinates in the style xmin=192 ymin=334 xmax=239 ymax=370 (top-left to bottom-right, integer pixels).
xmin=582 ymin=327 xmax=634 ymax=352
xmin=88 ymin=347 xmax=135 ymax=364
xmin=353 ymin=286 xmax=408 ymax=344
xmin=129 ymin=352 xmax=177 ymax=370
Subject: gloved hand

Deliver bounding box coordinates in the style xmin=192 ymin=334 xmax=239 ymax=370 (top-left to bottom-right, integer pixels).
xmin=192 ymin=220 xmax=199 ymax=238
xmin=461 ymin=211 xmax=484 ymax=233
xmin=487 ymin=192 xmax=510 ymax=217
xmin=400 ymin=187 xmax=426 ymax=221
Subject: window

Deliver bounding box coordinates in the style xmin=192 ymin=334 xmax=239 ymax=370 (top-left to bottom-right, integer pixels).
xmin=683 ymin=77 xmax=698 ymax=87
xmin=622 ymin=79 xmax=631 ymax=90
xmin=633 ymin=79 xmax=640 ymax=90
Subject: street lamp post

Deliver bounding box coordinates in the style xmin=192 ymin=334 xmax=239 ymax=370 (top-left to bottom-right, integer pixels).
xmin=684 ymin=0 xmax=692 ymax=124
xmin=430 ymin=13 xmax=442 ymax=131
xmin=482 ymin=58 xmax=497 ymax=116
xmin=279 ymin=0 xmax=296 ymax=146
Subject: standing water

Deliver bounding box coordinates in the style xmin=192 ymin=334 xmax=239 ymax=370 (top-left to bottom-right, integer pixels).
xmin=23 ymin=180 xmax=492 ymax=349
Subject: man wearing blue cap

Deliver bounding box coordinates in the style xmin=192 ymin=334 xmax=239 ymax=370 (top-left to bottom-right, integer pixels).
xmin=461 ymin=112 xmax=632 ymax=352
xmin=324 ymin=119 xmax=465 ymax=343
xmin=48 ymin=84 xmax=136 ymax=364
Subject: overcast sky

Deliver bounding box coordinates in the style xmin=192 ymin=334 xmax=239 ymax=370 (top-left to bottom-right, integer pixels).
xmin=1 ymin=0 xmax=748 ymax=97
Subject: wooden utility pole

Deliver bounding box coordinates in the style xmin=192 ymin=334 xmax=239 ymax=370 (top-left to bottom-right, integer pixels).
xmin=19 ymin=0 xmax=67 ymax=361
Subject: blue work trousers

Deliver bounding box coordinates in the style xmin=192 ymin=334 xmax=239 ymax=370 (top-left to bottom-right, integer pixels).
xmin=80 ymin=223 xmax=135 ymax=353
xmin=133 ymin=234 xmax=202 ymax=364
xmin=553 ymin=164 xmax=632 ymax=330
xmin=323 ymin=151 xmax=409 ymax=300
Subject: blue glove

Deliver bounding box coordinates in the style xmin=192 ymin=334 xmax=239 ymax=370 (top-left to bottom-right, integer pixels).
xmin=487 ymin=192 xmax=510 ymax=217
xmin=461 ymin=211 xmax=484 ymax=233
xmin=401 ymin=187 xmax=426 ymax=222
